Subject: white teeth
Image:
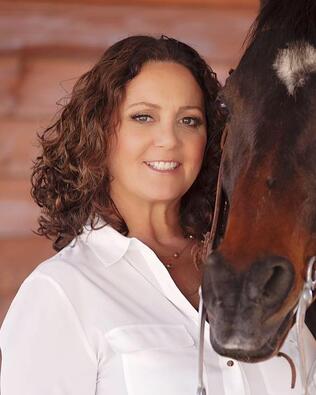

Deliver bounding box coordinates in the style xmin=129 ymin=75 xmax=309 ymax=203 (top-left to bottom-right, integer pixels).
xmin=145 ymin=161 xmax=179 ymax=171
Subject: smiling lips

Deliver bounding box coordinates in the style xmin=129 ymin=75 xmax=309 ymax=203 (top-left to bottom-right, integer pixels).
xmin=144 ymin=161 xmax=181 ymax=172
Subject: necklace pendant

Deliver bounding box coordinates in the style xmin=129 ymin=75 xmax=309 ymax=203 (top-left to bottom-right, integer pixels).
xmin=173 ymin=252 xmax=180 ymax=258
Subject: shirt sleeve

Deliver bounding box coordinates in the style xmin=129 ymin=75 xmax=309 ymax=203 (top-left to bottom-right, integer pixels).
xmin=0 ymin=273 xmax=98 ymax=395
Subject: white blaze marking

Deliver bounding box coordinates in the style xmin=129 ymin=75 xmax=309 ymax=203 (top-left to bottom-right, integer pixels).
xmin=273 ymin=41 xmax=316 ymax=95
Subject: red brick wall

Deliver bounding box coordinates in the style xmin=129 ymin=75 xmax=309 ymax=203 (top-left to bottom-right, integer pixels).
xmin=0 ymin=1 xmax=256 ymax=323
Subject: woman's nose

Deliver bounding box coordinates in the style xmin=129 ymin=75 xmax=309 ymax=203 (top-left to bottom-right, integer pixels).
xmin=154 ymin=122 xmax=179 ymax=149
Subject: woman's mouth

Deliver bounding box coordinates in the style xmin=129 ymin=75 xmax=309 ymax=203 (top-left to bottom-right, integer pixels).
xmin=144 ymin=161 xmax=181 ymax=172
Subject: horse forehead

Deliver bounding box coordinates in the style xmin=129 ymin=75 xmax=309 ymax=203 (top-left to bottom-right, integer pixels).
xmin=272 ymin=41 xmax=316 ymax=95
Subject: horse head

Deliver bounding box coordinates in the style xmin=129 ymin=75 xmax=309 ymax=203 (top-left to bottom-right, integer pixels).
xmin=203 ymin=0 xmax=316 ymax=362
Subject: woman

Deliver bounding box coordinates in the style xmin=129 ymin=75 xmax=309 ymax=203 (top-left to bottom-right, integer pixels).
xmin=0 ymin=35 xmax=315 ymax=395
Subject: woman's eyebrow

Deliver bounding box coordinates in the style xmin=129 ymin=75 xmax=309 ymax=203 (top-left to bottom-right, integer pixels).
xmin=179 ymin=105 xmax=204 ymax=112
xmin=127 ymin=102 xmax=161 ymax=109
xmin=127 ymin=102 xmax=203 ymax=112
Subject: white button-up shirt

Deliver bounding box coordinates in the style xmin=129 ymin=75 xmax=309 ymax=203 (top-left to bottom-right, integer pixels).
xmin=0 ymin=224 xmax=315 ymax=395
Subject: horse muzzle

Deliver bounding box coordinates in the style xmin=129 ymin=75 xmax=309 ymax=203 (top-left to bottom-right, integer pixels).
xmin=202 ymin=251 xmax=296 ymax=361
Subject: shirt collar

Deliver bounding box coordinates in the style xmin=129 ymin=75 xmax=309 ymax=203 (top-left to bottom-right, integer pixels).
xmin=79 ymin=219 xmax=132 ymax=267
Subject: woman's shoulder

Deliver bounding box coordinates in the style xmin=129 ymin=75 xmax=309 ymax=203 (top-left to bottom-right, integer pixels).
xmin=0 ymin=243 xmax=100 ymax=335
xmin=32 ymin=223 xmax=131 ymax=285
xmin=25 ymin=240 xmax=101 ymax=295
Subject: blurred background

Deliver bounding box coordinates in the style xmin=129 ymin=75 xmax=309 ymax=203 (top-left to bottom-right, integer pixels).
xmin=0 ymin=0 xmax=258 ymax=324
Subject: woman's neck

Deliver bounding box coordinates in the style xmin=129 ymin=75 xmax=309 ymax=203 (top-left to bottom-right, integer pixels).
xmin=111 ymin=193 xmax=185 ymax=247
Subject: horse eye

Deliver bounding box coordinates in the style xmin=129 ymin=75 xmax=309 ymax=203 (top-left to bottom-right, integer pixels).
xmin=219 ymin=101 xmax=230 ymax=119
xmin=215 ymin=196 xmax=230 ymax=247
xmin=266 ymin=177 xmax=277 ymax=189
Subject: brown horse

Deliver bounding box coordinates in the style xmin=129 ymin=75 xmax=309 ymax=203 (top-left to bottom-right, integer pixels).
xmin=202 ymin=0 xmax=316 ymax=362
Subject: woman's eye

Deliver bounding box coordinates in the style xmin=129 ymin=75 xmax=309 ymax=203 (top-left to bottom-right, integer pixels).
xmin=180 ymin=117 xmax=203 ymax=128
xmin=131 ymin=114 xmax=153 ymax=123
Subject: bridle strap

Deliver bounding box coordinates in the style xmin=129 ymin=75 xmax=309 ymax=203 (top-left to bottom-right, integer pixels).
xmin=296 ymin=256 xmax=316 ymax=394
xmin=197 ymin=289 xmax=207 ymax=395
xmin=205 ymin=162 xmax=225 ymax=258
xmin=196 ymin=128 xmax=228 ymax=395
xmin=203 ymin=126 xmax=228 ymax=260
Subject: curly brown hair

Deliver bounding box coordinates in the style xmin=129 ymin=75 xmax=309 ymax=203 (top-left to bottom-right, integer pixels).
xmin=31 ymin=35 xmax=226 ymax=251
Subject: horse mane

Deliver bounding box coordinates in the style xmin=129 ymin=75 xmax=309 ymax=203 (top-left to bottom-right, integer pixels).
xmin=245 ymin=0 xmax=316 ymax=49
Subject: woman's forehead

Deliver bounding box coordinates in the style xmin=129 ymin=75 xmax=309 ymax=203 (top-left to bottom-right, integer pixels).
xmin=122 ymin=62 xmax=204 ymax=109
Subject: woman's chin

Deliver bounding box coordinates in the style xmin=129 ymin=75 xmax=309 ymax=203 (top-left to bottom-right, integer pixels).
xmin=140 ymin=192 xmax=183 ymax=203
xmin=136 ymin=185 xmax=187 ymax=203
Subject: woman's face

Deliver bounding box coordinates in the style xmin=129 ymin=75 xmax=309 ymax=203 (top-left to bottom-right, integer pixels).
xmin=108 ymin=61 xmax=207 ymax=205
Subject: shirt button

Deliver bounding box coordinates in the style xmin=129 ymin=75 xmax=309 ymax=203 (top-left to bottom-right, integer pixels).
xmin=227 ymin=360 xmax=234 ymax=367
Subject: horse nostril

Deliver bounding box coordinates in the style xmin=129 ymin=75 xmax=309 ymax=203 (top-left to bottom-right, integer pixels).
xmin=263 ymin=265 xmax=287 ymax=305
xmin=247 ymin=257 xmax=295 ymax=309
